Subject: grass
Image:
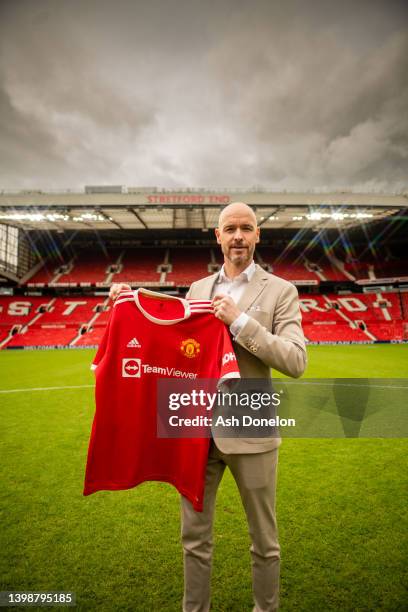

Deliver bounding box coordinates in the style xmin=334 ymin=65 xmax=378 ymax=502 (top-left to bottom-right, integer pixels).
xmin=0 ymin=346 xmax=407 ymax=611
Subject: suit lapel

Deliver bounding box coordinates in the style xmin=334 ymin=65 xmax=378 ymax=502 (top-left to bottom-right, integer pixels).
xmin=198 ymin=273 xmax=219 ymax=299
xmin=237 ymin=264 xmax=269 ymax=313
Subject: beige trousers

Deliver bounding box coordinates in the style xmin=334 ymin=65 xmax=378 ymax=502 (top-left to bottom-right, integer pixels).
xmin=181 ymin=441 xmax=280 ymax=612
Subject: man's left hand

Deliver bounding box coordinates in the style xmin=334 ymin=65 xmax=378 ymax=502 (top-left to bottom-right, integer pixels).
xmin=212 ymin=294 xmax=241 ymax=325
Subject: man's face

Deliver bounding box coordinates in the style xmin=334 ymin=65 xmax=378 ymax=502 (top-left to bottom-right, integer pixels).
xmin=215 ymin=210 xmax=260 ymax=267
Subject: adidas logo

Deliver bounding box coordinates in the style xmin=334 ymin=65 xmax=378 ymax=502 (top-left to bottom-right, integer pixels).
xmin=127 ymin=337 xmax=141 ymax=348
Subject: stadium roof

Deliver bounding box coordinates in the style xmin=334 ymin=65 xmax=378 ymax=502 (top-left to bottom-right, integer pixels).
xmin=0 ymin=187 xmax=406 ymax=231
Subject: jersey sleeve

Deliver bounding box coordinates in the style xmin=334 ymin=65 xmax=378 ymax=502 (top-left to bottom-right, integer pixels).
xmin=219 ymin=324 xmax=240 ymax=381
xmin=91 ymin=310 xmax=112 ymax=371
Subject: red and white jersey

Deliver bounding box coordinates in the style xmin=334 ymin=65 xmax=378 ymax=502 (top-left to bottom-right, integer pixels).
xmin=84 ymin=289 xmax=240 ymax=511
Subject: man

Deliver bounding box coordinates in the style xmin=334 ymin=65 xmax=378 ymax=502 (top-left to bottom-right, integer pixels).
xmin=110 ymin=202 xmax=306 ymax=611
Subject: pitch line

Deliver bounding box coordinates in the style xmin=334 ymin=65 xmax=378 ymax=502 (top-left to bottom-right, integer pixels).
xmin=0 ymin=384 xmax=94 ymax=394
xmin=281 ymin=382 xmax=408 ymax=390
xmin=1 ymin=382 xmax=407 ymax=394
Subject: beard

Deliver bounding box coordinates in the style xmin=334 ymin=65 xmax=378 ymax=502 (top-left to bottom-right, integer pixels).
xmin=225 ymin=245 xmax=253 ymax=266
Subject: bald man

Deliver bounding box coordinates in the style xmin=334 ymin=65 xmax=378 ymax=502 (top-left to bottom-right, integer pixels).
xmin=182 ymin=202 xmax=306 ymax=612
xmin=109 ymin=203 xmax=306 ymax=611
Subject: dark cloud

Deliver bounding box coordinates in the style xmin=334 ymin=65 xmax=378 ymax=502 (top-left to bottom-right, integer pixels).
xmin=0 ymin=0 xmax=407 ymax=191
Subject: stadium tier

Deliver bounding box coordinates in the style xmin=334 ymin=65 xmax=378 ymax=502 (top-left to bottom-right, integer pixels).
xmin=26 ymin=247 xmax=407 ymax=287
xmin=373 ymin=260 xmax=408 ymax=278
xmin=302 ymin=323 xmax=370 ymax=343
xmin=344 ymin=258 xmax=408 ymax=281
xmin=1 ymin=291 xmax=407 ymax=349
xmin=166 ymin=248 xmax=216 ymax=284
xmin=257 ymin=247 xmax=350 ymax=283
xmin=401 ymin=293 xmax=408 ymax=319
xmin=258 ymin=250 xmax=317 ymax=282
xmin=73 ymin=325 xmax=107 ymax=347
xmin=0 ymin=297 xmax=109 ymax=349
xmin=300 ymin=292 xmax=403 ymax=323
xmin=0 ymin=296 xmax=49 ymax=327
xmin=111 ymin=248 xmax=164 ymax=283
xmin=27 ymin=248 xmax=216 ymax=287
xmin=366 ymin=322 xmax=405 ymax=341
xmin=6 ymin=325 xmax=79 ymax=348
xmin=301 ymin=246 xmax=351 ymax=281
xmin=53 ymin=253 xmax=115 ymax=284
xmin=28 ymin=264 xmax=62 ymax=285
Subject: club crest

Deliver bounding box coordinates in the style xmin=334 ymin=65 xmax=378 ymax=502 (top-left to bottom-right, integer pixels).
xmin=180 ymin=338 xmax=200 ymax=358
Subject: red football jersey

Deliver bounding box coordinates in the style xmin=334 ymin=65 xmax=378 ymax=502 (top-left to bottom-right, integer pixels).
xmin=83 ymin=289 xmax=240 ymax=511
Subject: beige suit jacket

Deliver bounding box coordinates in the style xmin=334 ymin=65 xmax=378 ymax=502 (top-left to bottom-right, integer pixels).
xmin=186 ymin=264 xmax=307 ymax=454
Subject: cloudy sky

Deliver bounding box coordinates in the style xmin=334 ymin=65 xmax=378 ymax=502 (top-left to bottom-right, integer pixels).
xmin=0 ymin=0 xmax=407 ymax=192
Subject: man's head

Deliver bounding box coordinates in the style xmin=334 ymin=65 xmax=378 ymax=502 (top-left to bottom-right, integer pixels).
xmin=215 ymin=202 xmax=260 ymax=271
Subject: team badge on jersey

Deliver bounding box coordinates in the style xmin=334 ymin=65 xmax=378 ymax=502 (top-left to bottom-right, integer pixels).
xmin=122 ymin=358 xmax=141 ymax=377
xmin=180 ymin=338 xmax=200 ymax=359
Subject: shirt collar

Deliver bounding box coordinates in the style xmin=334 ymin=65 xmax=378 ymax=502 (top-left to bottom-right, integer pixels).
xmin=218 ymin=260 xmax=256 ymax=283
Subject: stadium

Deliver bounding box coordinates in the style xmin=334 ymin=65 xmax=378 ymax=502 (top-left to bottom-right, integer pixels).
xmin=0 ymin=187 xmax=407 ymax=610
xmin=1 ymin=187 xmax=407 ymax=349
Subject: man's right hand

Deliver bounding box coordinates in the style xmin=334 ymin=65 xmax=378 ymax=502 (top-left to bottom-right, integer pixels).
xmin=109 ymin=283 xmax=131 ymax=301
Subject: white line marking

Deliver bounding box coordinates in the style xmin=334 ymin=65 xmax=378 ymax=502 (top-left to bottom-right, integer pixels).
xmin=0 ymin=384 xmax=94 ymax=394
xmin=1 ymin=382 xmax=406 ymax=394
xmin=280 ymin=382 xmax=408 ymax=390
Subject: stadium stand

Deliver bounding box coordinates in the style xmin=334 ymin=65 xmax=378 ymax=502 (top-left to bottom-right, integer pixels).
xmin=300 ymin=291 xmax=408 ymax=342
xmin=111 ymin=248 xmax=164 ymax=283
xmin=24 ymin=245 xmax=407 ymax=288
xmin=300 ymin=292 xmax=402 ymax=323
xmin=56 ymin=253 xmax=114 ymax=285
xmin=6 ymin=325 xmax=78 ymax=348
xmin=35 ymin=298 xmax=103 ymax=324
xmin=0 ymin=297 xmax=110 ymax=349
xmin=372 ymin=260 xmax=408 ymax=279
xmin=0 ymin=296 xmax=49 ymax=327
xmin=166 ymin=248 xmax=215 ymax=285
xmin=401 ymin=292 xmax=408 ymax=319
xmin=302 ymin=247 xmax=350 ymax=281
xmin=343 ymin=257 xmax=408 ymax=281
xmin=28 ymin=264 xmax=64 ymax=285
xmin=256 ymin=247 xmax=351 ymax=283
xmin=302 ymin=323 xmax=372 ymax=343
xmin=367 ymin=322 xmax=405 ymax=341
xmin=257 ymin=248 xmax=318 ymax=282
xmin=1 ymin=187 xmax=406 ymax=352
xmin=26 ymin=248 xmax=217 ymax=287
xmin=1 ymin=289 xmax=407 ymax=348
xmin=74 ymin=325 xmax=107 ymax=347
xmin=28 ymin=258 xmax=110 ymax=286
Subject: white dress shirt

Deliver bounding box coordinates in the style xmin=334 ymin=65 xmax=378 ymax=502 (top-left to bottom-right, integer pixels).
xmin=211 ymin=260 xmax=256 ymax=337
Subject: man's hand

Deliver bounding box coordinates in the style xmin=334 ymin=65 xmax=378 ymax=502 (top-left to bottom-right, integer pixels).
xmin=212 ymin=294 xmax=241 ymax=326
xmin=109 ymin=283 xmax=131 ymax=301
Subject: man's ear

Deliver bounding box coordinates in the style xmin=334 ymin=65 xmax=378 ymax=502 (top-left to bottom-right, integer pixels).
xmin=256 ymin=228 xmax=260 ymax=243
xmin=215 ymin=228 xmax=221 ymax=244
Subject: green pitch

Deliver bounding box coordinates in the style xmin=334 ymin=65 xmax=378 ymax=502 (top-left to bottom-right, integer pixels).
xmin=0 ymin=345 xmax=407 ymax=611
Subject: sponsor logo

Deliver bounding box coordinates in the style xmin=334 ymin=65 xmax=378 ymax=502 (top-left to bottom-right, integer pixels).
xmin=222 ymin=351 xmax=237 ymax=366
xmin=143 ymin=364 xmax=197 ymax=378
xmin=122 ymin=357 xmax=197 ymax=379
xmin=180 ymin=338 xmax=200 ymax=358
xmin=122 ymin=358 xmax=141 ymax=377
xmin=127 ymin=337 xmax=141 ymax=348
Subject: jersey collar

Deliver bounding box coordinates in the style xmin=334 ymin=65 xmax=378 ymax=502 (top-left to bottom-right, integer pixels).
xmin=133 ymin=288 xmax=191 ymax=325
